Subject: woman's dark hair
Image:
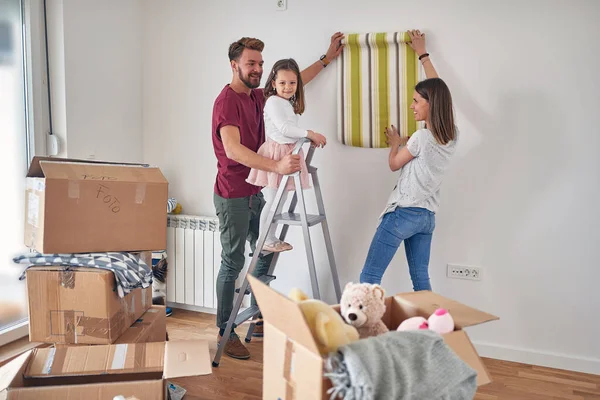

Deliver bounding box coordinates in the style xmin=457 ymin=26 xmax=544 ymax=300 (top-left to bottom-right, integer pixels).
xmin=415 ymin=78 xmax=456 ymax=144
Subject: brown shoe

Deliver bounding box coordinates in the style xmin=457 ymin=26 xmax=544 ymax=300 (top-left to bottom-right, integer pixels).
xmin=218 ymin=333 xmax=250 ymax=360
xmin=251 ymin=323 xmax=264 ymax=338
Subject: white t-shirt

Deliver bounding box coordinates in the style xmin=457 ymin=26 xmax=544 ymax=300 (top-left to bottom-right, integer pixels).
xmin=381 ymin=128 xmax=458 ymax=217
xmin=264 ymin=96 xmax=308 ymax=144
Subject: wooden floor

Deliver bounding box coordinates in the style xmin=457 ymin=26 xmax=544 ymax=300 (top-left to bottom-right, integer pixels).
xmin=168 ymin=309 xmax=599 ymax=400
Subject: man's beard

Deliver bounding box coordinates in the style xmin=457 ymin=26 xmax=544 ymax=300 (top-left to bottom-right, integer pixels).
xmin=239 ymin=69 xmax=261 ymax=89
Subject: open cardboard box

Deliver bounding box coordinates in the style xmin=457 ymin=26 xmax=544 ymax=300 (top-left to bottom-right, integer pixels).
xmin=24 ymin=156 xmax=168 ymax=254
xmin=0 ymin=341 xmax=211 ymax=399
xmin=248 ymin=275 xmax=499 ymax=400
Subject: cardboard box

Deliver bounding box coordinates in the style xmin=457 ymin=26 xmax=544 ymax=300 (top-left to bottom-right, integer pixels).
xmin=114 ymin=305 xmax=167 ymax=344
xmin=248 ymin=275 xmax=499 ymax=400
xmin=26 ymin=267 xmax=152 ymax=345
xmin=53 ymin=305 xmax=167 ymax=349
xmin=24 ymin=156 xmax=168 ymax=254
xmin=0 ymin=341 xmax=211 ymax=399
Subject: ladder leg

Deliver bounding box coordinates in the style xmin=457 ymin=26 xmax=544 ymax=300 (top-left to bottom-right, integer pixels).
xmin=295 ymin=174 xmax=321 ymax=300
xmin=212 ymin=276 xmax=250 ymax=367
xmin=213 ymin=177 xmax=290 ymax=366
xmin=311 ymin=170 xmax=342 ymax=301
xmin=320 ymin=219 xmax=341 ymax=301
xmin=244 ymin=180 xmax=296 ymax=346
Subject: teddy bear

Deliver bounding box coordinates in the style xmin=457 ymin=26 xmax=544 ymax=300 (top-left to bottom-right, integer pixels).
xmin=397 ymin=308 xmax=455 ymax=335
xmin=289 ymin=288 xmax=359 ymax=356
xmin=340 ymin=282 xmax=389 ymax=339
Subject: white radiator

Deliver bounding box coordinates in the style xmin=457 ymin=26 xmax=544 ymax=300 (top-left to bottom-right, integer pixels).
xmin=166 ymin=214 xmax=249 ymax=312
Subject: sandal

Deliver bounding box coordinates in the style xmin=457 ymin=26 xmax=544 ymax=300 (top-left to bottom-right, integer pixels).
xmin=263 ymin=240 xmax=293 ymax=253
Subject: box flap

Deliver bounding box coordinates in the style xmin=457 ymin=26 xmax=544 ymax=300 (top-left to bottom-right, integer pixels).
xmin=37 ymin=160 xmax=167 ymax=184
xmin=248 ymin=276 xmax=320 ymax=355
xmin=25 ymin=343 xmax=164 ymax=378
xmin=0 ymin=351 xmax=31 ymax=393
xmin=163 ymin=340 xmax=211 ymax=379
xmin=443 ymin=330 xmax=492 ymax=386
xmin=27 ymin=156 xmax=149 ymax=178
xmin=394 ymin=291 xmax=499 ymax=329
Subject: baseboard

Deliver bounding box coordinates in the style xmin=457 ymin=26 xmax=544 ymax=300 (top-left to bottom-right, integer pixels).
xmin=473 ymin=341 xmax=600 ymax=375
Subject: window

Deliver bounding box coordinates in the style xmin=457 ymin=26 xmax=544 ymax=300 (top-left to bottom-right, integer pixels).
xmin=0 ymin=0 xmax=47 ymax=346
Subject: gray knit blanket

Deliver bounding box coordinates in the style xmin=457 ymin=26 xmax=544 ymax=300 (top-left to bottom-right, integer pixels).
xmin=325 ymin=330 xmax=477 ymax=400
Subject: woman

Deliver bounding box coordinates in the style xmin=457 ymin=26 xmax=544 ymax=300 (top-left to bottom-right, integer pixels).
xmin=359 ymin=30 xmax=458 ymax=291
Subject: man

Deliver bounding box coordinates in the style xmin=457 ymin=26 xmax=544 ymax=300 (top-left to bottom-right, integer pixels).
xmin=212 ymin=33 xmax=344 ymax=359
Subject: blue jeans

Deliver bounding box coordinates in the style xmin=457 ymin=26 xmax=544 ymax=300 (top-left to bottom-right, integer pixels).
xmin=360 ymin=207 xmax=436 ymax=291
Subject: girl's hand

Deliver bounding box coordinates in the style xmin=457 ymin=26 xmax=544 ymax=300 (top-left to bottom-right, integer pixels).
xmin=307 ymin=130 xmax=327 ymax=148
xmin=385 ymin=125 xmax=408 ymax=147
xmin=407 ymin=29 xmax=427 ymax=57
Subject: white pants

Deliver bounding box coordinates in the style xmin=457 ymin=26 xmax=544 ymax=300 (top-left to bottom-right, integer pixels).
xmin=260 ymin=188 xmax=289 ymax=245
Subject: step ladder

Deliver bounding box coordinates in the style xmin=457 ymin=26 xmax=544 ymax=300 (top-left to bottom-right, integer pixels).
xmin=212 ymin=138 xmax=342 ymax=367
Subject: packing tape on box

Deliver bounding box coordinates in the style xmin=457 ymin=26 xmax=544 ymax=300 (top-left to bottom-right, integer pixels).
xmin=55 ymin=290 xmax=146 ymax=343
xmin=68 ymin=180 xmax=80 ymax=199
xmin=283 ymin=339 xmax=294 ymax=381
xmin=80 ymin=311 xmax=126 ymax=339
xmin=49 ymin=347 xmax=69 ymax=374
xmin=41 ymin=348 xmax=57 ymax=374
xmin=135 ymin=183 xmax=146 ymax=204
xmin=56 ymin=311 xmax=125 ymax=343
xmin=62 ymin=310 xmax=77 ymax=344
xmin=111 ymin=344 xmax=129 ymax=370
xmin=134 ymin=343 xmax=147 ymax=369
xmin=27 ymin=179 xmax=45 ymax=191
xmin=59 ymin=270 xmax=75 ymax=289
xmin=283 ymin=338 xmax=296 ymax=400
xmin=27 ymin=192 xmax=40 ymax=228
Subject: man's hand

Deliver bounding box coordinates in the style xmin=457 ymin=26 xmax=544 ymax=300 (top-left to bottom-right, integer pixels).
xmin=276 ymin=154 xmax=302 ymax=175
xmin=325 ymin=32 xmax=345 ymax=62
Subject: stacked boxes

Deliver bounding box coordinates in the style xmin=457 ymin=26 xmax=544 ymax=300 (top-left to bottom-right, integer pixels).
xmin=21 ymin=156 xmax=170 ymax=346
xmin=0 ymin=157 xmax=213 ymax=399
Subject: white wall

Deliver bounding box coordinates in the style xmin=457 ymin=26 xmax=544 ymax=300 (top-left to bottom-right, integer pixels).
xmin=142 ymin=0 xmax=600 ymax=373
xmin=46 ymin=0 xmax=143 ymax=162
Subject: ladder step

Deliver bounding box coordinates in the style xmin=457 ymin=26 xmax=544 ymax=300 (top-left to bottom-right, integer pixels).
xmin=234 ymin=305 xmax=261 ymax=326
xmin=235 ymin=274 xmax=276 ymax=295
xmin=274 ymin=212 xmax=326 ymax=227
xmin=249 ymin=250 xmax=273 ymax=257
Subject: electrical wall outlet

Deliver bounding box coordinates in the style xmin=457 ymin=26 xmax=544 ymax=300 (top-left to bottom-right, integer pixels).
xmin=276 ymin=0 xmax=287 ymax=11
xmin=447 ymin=264 xmax=481 ymax=281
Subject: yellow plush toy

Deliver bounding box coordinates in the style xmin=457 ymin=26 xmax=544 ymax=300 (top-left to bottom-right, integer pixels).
xmin=289 ymin=288 xmax=359 ymax=356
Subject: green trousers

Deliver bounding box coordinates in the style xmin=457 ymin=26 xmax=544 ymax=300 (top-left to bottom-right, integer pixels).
xmin=213 ymin=192 xmax=274 ymax=329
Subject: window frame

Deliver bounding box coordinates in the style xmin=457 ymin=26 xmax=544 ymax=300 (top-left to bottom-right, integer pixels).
xmin=0 ymin=0 xmax=49 ymax=347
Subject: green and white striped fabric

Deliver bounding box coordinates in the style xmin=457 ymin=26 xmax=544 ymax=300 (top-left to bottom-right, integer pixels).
xmin=337 ymin=32 xmax=425 ymax=148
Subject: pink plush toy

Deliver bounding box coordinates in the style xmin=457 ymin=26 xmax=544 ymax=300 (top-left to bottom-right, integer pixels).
xmin=397 ymin=308 xmax=455 ymax=335
xmin=428 ymin=308 xmax=455 ymax=334
xmin=397 ymin=316 xmax=429 ymax=331
xmin=340 ymin=282 xmax=389 ymax=339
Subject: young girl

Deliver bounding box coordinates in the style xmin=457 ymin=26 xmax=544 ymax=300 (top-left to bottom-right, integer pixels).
xmin=247 ymin=58 xmax=327 ymax=253
xmin=359 ymin=30 xmax=458 ymax=291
